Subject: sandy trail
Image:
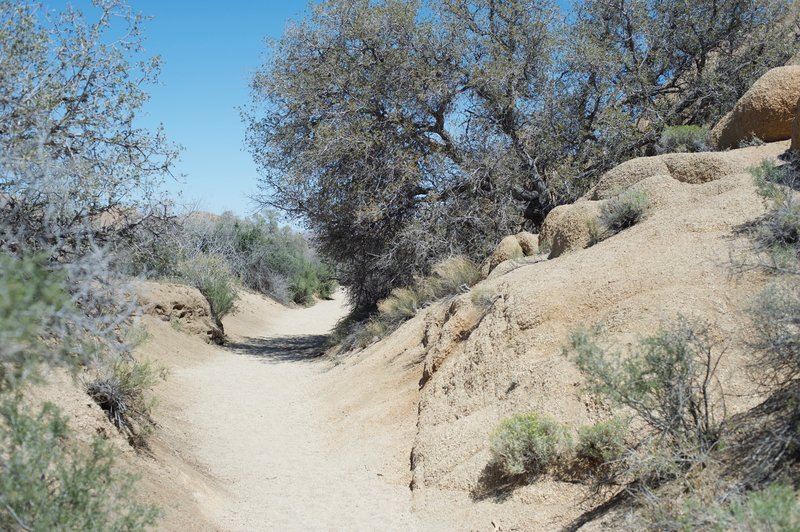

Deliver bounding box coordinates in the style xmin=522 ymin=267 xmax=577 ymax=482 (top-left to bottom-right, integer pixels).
xmin=173 ymin=292 xmax=434 ymax=531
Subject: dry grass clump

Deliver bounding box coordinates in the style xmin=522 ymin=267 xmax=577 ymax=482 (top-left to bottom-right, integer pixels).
xmin=333 ymin=255 xmax=482 ymax=350
xmin=86 ymin=359 xmax=168 ymax=448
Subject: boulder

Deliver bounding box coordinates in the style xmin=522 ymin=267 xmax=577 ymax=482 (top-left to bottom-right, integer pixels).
xmin=480 ymin=232 xmax=540 ymax=276
xmin=539 ymin=201 xmax=602 ymax=259
xmin=711 ymin=66 xmax=800 ymax=149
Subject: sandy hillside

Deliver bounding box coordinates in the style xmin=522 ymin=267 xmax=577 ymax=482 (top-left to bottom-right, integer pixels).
xmin=26 ymin=140 xmax=792 ymax=531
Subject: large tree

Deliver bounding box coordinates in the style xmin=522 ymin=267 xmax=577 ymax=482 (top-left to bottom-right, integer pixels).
xmin=0 ymin=0 xmax=179 ymax=257
xmin=246 ymin=0 xmax=797 ymax=313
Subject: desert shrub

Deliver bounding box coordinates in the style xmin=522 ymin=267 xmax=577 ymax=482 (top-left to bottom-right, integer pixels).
xmin=752 ymin=159 xmax=799 ymax=203
xmin=471 ymin=286 xmax=497 ymax=310
xmin=566 ymin=318 xmax=724 ymax=476
xmin=748 ymin=159 xmax=800 ymax=271
xmin=0 ymin=400 xmax=159 ymax=531
xmin=644 ymin=482 xmax=800 ymax=531
xmin=717 ymin=483 xmax=800 ymax=531
xmin=333 ymin=255 xmax=482 ymax=350
xmin=353 ymin=318 xmax=388 ymax=350
xmin=489 ymin=413 xmax=573 ymax=478
xmin=423 ymin=256 xmax=483 ymax=300
xmin=749 ymin=282 xmax=800 ymax=390
xmin=596 ymin=190 xmax=650 ymax=238
xmin=576 ymin=418 xmax=628 ymax=467
xmin=179 ymin=252 xmax=238 ymax=330
xmin=655 ymin=125 xmax=711 ymax=154
xmin=87 ymin=359 xmax=168 ymax=447
xmin=377 ymin=287 xmax=421 ymax=325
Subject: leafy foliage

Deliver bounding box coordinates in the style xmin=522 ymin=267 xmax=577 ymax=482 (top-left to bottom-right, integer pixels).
xmin=246 ymin=0 xmax=796 ymax=312
xmin=489 ymin=413 xmax=573 ymax=478
xmin=0 ymin=400 xmax=160 ymax=531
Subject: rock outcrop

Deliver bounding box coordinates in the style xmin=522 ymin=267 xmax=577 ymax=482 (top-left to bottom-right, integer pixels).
xmin=137 ymin=281 xmax=224 ymax=344
xmin=481 ymin=232 xmax=539 ymax=276
xmin=711 ymin=66 xmax=800 ymax=149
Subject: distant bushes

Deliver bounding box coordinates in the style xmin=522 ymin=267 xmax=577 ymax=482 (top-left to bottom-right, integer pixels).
xmin=655 ymin=125 xmax=711 ymax=154
xmin=178 ymin=212 xmax=335 ymax=307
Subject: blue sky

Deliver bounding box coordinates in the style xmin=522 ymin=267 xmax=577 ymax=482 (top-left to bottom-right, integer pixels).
xmin=55 ymin=1 xmax=571 ymax=217
xmin=130 ymin=1 xmax=315 ymax=217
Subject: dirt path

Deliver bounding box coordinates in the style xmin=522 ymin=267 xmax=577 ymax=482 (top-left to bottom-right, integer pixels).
xmin=173 ymin=292 xmax=437 ymax=531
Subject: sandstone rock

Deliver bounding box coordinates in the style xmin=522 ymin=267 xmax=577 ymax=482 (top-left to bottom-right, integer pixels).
xmin=711 ymin=66 xmax=800 ymax=149
xmin=514 ymin=231 xmax=539 ymax=256
xmin=137 ymin=281 xmax=225 ymax=344
xmin=480 ymin=232 xmax=540 ymax=277
xmin=539 ymin=201 xmax=602 ymax=259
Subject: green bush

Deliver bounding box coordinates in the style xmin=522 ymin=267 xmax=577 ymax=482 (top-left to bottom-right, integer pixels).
xmin=489 ymin=413 xmax=573 ymax=478
xmin=596 ymin=190 xmax=650 ymax=238
xmin=179 ymin=252 xmax=238 ymax=329
xmin=176 ymin=212 xmax=337 ymax=306
xmin=719 ymin=483 xmax=800 ymax=531
xmin=0 ymin=254 xmax=76 ymax=391
xmin=649 ymin=483 xmax=800 ymax=531
xmin=576 ymin=418 xmax=628 ymax=467
xmin=752 ymin=159 xmax=798 ymax=203
xmin=655 ymin=125 xmax=711 ymax=154
xmin=566 ymin=319 xmax=723 ymax=467
xmin=0 ymin=400 xmax=160 ymax=531
xmin=749 ymin=160 xmax=800 ymax=269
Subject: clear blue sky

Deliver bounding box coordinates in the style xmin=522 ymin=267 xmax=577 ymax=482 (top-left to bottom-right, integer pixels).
xmin=131 ymin=1 xmax=315 ymax=216
xmin=56 ymin=1 xmax=571 ymax=217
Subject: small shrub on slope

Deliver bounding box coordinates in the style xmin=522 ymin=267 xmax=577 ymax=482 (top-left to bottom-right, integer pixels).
xmin=87 ymin=359 xmax=168 ymax=447
xmin=655 ymin=125 xmax=711 ymax=154
xmin=597 ymin=190 xmax=650 ymax=238
xmin=489 ymin=413 xmax=573 ymax=478
xmin=179 ymin=252 xmax=238 ymax=330
xmin=566 ymin=318 xmax=724 ymax=481
xmin=0 ymin=400 xmax=159 ymax=531
xmin=576 ymin=418 xmax=628 ymax=467
xmin=750 ymin=159 xmax=800 ymax=268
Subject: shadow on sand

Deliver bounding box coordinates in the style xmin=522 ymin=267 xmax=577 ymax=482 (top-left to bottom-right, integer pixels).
xmin=226 ymin=334 xmax=330 ymax=363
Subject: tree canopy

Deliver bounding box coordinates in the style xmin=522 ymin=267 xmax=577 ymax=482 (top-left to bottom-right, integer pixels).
xmin=246 ymin=0 xmax=797 ymax=312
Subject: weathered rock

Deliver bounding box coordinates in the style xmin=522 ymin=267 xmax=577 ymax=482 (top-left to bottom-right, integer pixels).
xmin=539 ymin=201 xmax=602 ymax=259
xmin=137 ymin=281 xmax=225 ymax=344
xmin=480 ymin=232 xmax=540 ymax=277
xmin=711 ymin=66 xmax=800 ymax=149
xmin=515 ymin=231 xmax=539 ymax=256
xmin=590 ymin=148 xmax=777 ymax=200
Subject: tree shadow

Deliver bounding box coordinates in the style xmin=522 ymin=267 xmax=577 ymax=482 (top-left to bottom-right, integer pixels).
xmin=226 ymin=334 xmax=330 ymax=363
